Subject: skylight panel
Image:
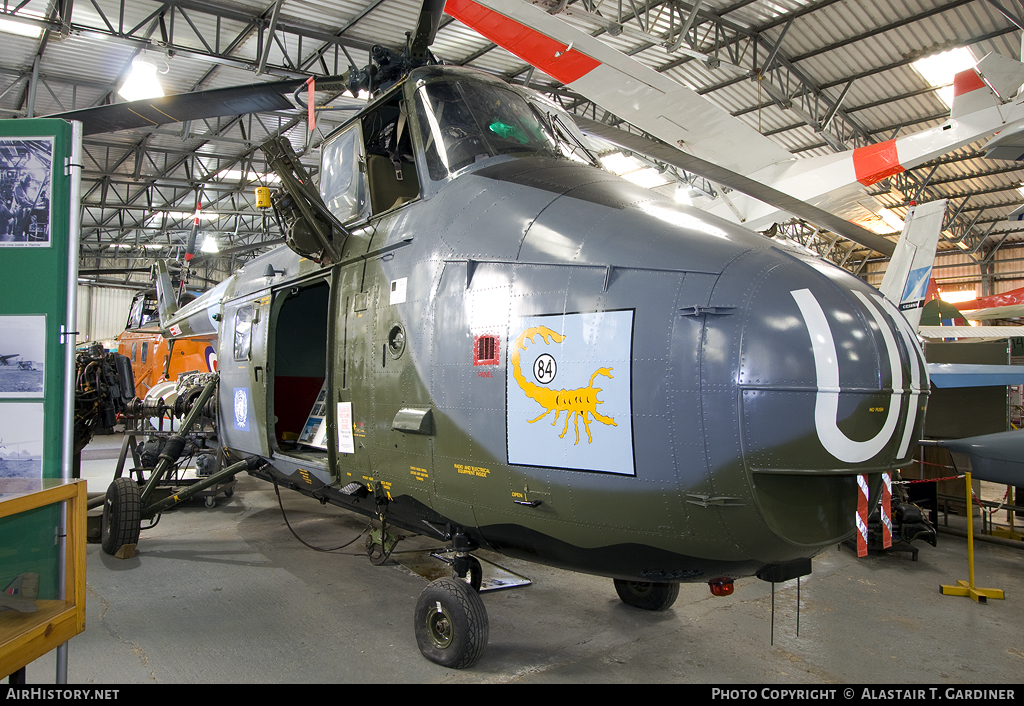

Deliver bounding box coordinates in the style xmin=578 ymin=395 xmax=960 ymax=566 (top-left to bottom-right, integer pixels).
xmin=912 ymin=47 xmax=977 ymax=109
xmin=0 ymin=10 xmax=44 ymax=39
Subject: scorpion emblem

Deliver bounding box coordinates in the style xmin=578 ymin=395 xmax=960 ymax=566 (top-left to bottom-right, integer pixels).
xmin=511 ymin=325 xmax=617 ymax=445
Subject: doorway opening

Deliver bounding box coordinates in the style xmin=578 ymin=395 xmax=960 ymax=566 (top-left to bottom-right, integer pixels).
xmin=270 ymin=279 xmax=331 ymax=459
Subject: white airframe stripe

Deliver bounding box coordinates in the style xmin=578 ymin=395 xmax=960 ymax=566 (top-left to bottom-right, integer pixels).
xmin=791 ymin=288 xmax=903 ymax=464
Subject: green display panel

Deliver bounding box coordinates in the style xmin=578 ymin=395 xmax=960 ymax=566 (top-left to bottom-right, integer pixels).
xmin=0 ymin=118 xmax=75 ymax=602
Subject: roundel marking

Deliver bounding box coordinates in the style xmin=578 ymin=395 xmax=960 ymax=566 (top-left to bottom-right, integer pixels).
xmin=205 ymin=345 xmax=218 ymax=373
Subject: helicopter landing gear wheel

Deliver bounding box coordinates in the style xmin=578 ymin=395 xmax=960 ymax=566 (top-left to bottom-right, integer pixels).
xmin=613 ymin=579 xmax=680 ymax=611
xmin=414 ymin=578 xmax=489 ymax=669
xmin=100 ymin=477 xmax=142 ymax=556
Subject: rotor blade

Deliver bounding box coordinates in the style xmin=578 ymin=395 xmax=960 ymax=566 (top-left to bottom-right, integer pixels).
xmin=445 ymin=0 xmax=792 ymax=177
xmin=184 ymin=200 xmax=202 ymax=265
xmin=47 ymin=80 xmax=306 ymax=135
xmin=410 ymin=0 xmax=447 ymax=62
xmin=575 ymin=116 xmax=896 ymax=256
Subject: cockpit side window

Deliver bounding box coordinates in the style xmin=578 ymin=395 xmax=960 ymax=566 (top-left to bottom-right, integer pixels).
xmin=362 ymin=97 xmax=421 ymax=215
xmin=126 ymin=293 xmax=158 ymax=330
xmin=320 ymin=124 xmax=368 ymax=224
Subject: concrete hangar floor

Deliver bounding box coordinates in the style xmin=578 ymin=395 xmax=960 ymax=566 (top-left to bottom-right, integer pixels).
xmin=20 ymin=436 xmax=1024 ymax=685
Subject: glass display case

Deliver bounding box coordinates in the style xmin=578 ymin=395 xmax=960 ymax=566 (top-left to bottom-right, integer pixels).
xmin=0 ymin=479 xmax=86 ymax=680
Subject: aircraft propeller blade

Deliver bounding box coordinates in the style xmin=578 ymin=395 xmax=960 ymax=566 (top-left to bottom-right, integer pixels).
xmin=574 ymin=116 xmax=896 ymax=256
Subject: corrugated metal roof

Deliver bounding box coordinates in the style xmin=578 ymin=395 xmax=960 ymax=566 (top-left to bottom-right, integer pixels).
xmin=1 ymin=0 xmax=1022 ymax=293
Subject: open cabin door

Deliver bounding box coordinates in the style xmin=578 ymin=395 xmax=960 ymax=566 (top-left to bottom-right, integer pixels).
xmin=218 ymin=290 xmax=271 ymax=457
xmin=331 ymin=262 xmax=376 ymax=487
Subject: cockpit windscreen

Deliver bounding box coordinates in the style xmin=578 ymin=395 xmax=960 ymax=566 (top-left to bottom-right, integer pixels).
xmin=414 ymin=79 xmax=567 ymax=180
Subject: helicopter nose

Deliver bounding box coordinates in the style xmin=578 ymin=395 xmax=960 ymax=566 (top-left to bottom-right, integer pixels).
xmin=698 ymin=250 xmax=928 ymax=549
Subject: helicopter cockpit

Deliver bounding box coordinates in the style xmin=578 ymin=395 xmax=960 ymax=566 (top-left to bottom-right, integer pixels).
xmin=413 ymin=75 xmax=576 ymax=180
xmin=318 ymin=68 xmax=595 ymax=224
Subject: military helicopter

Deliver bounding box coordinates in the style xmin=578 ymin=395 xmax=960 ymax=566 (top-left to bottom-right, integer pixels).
xmin=92 ymin=0 xmax=930 ymax=669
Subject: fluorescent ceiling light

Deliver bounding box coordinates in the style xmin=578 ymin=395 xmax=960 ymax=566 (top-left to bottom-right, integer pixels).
xmin=878 ymin=207 xmax=906 ymax=232
xmin=857 ymin=217 xmax=896 ymax=235
xmin=622 ymin=167 xmax=669 ymax=188
xmin=855 ymin=206 xmax=905 ymax=235
xmin=118 ymin=57 xmax=165 ymax=102
xmin=215 ymin=168 xmax=281 ymax=184
xmin=939 ymin=290 xmax=978 ymax=304
xmin=0 ymin=10 xmax=45 ymax=39
xmin=145 ymin=210 xmax=221 ymax=227
xmin=0 ymin=17 xmax=42 ymax=38
xmin=599 ymin=152 xmax=669 ymax=188
xmin=107 ymin=243 xmax=168 ymax=250
xmin=912 ymin=47 xmax=977 ymax=109
xmin=200 ymin=233 xmax=220 ymax=253
xmin=167 ymin=210 xmax=220 ymax=221
xmin=599 ymin=152 xmax=644 ymax=174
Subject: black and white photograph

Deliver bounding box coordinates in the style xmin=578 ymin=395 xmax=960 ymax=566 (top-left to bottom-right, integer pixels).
xmin=0 ymin=137 xmax=52 ymax=247
xmin=0 ymin=314 xmax=44 ymax=397
xmin=0 ymin=402 xmax=43 ymax=480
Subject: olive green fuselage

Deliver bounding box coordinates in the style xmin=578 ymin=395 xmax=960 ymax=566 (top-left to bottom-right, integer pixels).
xmin=199 ymin=160 xmax=926 ymax=583
xmin=167 ymin=68 xmax=928 ymax=584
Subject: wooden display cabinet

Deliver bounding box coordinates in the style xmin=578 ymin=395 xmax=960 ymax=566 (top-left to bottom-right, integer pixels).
xmin=0 ymin=479 xmax=86 ymax=680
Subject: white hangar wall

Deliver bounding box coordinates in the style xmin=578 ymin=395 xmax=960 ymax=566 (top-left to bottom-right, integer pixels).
xmin=76 ymin=284 xmax=135 ymax=347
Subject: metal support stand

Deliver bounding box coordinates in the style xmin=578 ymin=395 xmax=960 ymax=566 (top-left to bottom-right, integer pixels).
xmin=940 ymin=472 xmax=1005 ymax=603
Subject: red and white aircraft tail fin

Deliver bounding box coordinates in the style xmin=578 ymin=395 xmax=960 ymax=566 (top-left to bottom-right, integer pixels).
xmin=958 ymin=285 xmax=1024 ymax=321
xmin=878 ymin=199 xmax=947 ymax=332
xmin=950 ymin=67 xmax=1002 ymax=120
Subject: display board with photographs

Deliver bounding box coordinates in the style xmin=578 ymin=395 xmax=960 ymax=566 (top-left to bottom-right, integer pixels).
xmin=0 ymin=137 xmax=53 ymax=247
xmin=0 ymin=402 xmax=43 ymax=480
xmin=0 ymin=315 xmax=45 ymax=397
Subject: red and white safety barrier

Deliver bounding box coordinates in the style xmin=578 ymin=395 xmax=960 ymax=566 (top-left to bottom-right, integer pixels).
xmin=856 ymin=474 xmax=870 ymax=557
xmin=881 ymin=472 xmax=893 ymax=549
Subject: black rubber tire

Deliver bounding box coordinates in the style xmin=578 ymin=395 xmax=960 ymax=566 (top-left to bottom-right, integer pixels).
xmin=101 ymin=477 xmax=142 ymax=556
xmin=613 ymin=579 xmax=680 ymax=611
xmin=414 ymin=578 xmax=489 ymax=669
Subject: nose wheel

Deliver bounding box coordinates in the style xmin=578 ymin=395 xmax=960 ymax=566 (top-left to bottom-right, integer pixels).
xmin=613 ymin=579 xmax=680 ymax=611
xmin=414 ymin=577 xmax=489 ymax=669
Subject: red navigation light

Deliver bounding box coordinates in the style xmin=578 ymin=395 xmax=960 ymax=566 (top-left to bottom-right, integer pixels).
xmin=708 ymin=577 xmax=734 ymax=597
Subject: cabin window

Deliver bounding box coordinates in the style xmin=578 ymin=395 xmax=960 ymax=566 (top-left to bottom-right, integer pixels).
xmin=141 ymin=341 xmax=148 ymax=364
xmin=233 ymin=305 xmax=254 ymax=361
xmin=131 ymin=341 xmax=137 ymax=362
xmin=320 ymin=124 xmax=367 ymax=223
